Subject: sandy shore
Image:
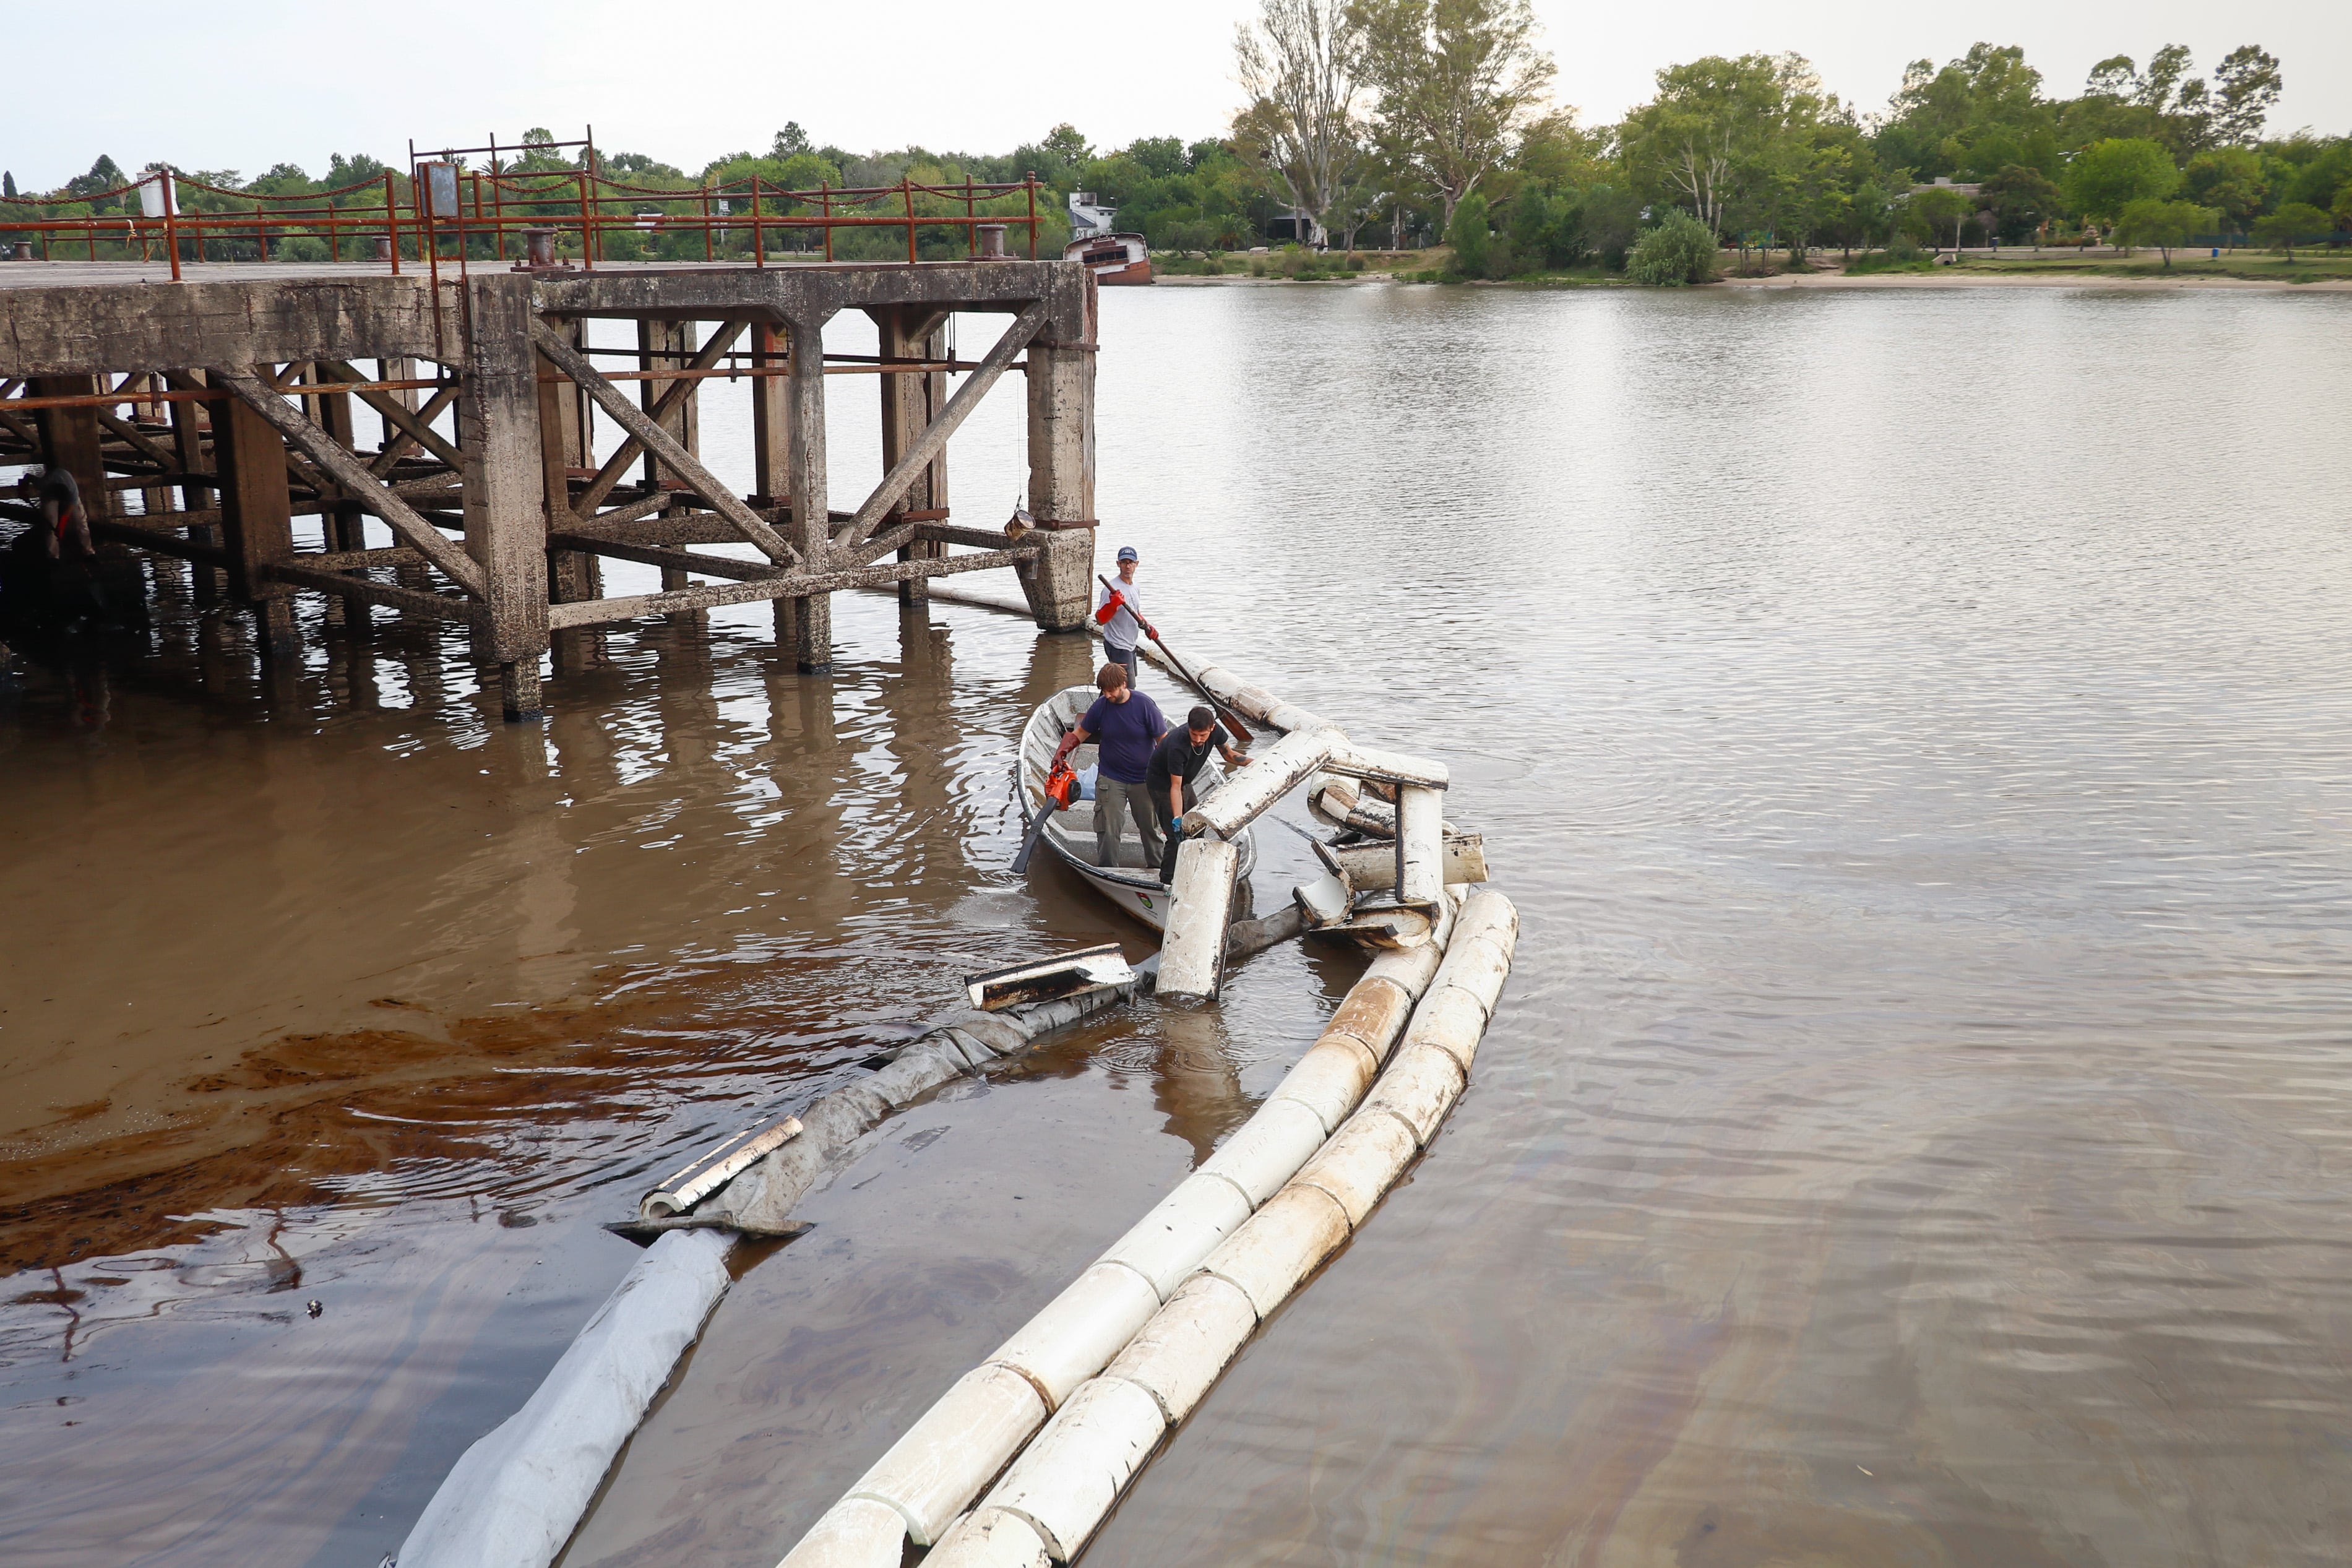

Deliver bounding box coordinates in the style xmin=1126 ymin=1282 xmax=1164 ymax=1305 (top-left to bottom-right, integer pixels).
xmin=1721 ymin=268 xmax=2352 ymax=291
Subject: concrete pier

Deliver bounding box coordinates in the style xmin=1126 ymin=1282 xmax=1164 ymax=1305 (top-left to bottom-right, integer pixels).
xmin=0 ymin=260 xmax=1098 ymax=718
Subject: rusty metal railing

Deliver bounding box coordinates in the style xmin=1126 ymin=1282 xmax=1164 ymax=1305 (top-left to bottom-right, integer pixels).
xmin=0 ymin=160 xmax=1048 ymax=281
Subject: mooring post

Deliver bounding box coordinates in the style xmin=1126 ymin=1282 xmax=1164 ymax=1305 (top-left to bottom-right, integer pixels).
xmin=749 ymin=318 xmax=795 ymax=650
xmin=205 ymin=379 xmax=298 ymax=655
xmin=1017 ymin=271 xmax=1096 ymax=632
xmin=785 ymin=309 xmax=834 ymax=673
xmin=462 ymin=274 xmax=551 ymax=721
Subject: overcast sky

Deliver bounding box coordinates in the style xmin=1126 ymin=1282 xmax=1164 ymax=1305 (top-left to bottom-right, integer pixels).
xmin=5 ymin=1 xmax=2347 ymax=190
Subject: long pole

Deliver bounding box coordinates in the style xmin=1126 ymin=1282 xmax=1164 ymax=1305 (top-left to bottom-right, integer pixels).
xmin=1096 ymin=574 xmax=1259 ymax=741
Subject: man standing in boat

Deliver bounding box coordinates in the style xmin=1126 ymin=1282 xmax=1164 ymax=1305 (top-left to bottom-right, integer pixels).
xmin=1051 ymin=661 xmax=1170 ymax=870
xmin=1094 ymin=546 xmax=1153 ymax=687
xmin=1147 ymin=704 xmax=1244 ymax=885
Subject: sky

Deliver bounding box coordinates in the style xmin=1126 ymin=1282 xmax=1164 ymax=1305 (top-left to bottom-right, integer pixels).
xmin=3 ymin=1 xmax=2348 ymax=191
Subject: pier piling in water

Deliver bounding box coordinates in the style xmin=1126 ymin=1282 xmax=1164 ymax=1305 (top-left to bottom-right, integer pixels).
xmin=0 ymin=257 xmax=1098 ymax=717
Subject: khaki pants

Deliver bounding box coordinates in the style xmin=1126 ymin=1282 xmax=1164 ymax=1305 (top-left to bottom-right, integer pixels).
xmin=1093 ymin=776 xmax=1162 ymax=869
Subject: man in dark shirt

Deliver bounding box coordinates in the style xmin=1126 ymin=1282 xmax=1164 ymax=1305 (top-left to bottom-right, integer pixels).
xmin=1051 ymin=661 xmax=1169 ymax=869
xmin=1144 ymin=704 xmax=1245 ymax=884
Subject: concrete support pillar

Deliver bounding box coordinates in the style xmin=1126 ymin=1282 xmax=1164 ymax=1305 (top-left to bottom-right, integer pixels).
xmin=540 ymin=317 xmax=605 ymax=674
xmin=1018 ymin=274 xmax=1096 ymax=633
xmin=30 ymin=375 xmax=110 ymax=526
xmin=639 ymin=317 xmax=701 ymax=622
xmin=749 ymin=319 xmax=795 ymax=650
xmin=871 ymin=305 xmax=950 ymax=613
xmin=207 ymin=384 xmax=297 ymax=653
xmin=461 ymin=274 xmax=551 ymax=721
xmin=785 ymin=309 xmax=835 ymax=674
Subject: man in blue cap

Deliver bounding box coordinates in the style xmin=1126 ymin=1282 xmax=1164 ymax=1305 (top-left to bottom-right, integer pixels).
xmin=1093 ymin=545 xmax=1153 ymax=687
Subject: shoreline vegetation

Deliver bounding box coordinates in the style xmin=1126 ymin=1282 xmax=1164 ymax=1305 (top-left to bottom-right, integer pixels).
xmin=6 ymin=9 xmax=2348 ymax=288
xmin=1149 ymin=243 xmax=2352 ymax=290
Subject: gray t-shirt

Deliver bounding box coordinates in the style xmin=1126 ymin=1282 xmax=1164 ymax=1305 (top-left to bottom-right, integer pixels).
xmin=1095 ymin=575 xmax=1144 ymax=650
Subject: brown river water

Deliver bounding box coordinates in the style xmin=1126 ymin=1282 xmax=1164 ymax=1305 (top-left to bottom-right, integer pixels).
xmin=4 ymin=283 xmax=2351 ymax=1567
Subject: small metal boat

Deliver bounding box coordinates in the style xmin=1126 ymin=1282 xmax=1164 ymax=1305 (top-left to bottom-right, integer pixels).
xmin=1016 ymin=684 xmax=1255 ymax=929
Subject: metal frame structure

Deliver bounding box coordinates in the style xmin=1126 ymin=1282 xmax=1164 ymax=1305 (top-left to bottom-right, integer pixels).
xmin=0 ymin=259 xmax=1098 ymax=719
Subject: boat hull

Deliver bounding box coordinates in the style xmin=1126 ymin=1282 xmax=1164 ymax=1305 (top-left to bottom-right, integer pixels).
xmin=1017 ymin=686 xmax=1254 ymax=931
xmin=1064 ymin=232 xmax=1153 ymax=285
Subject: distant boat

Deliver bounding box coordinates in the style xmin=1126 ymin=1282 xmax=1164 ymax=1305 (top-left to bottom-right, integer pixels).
xmin=1064 ymin=191 xmax=1152 ymax=285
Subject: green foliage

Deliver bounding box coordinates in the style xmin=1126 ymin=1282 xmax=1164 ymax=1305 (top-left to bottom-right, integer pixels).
xmin=2114 ymin=197 xmax=2215 ymax=262
xmin=1907 ymin=183 xmax=1976 ymax=249
xmin=1445 ymin=191 xmax=1491 ymax=275
xmin=2065 ymin=137 xmax=2179 ymax=222
xmin=1978 ymin=164 xmax=2061 ymax=240
xmin=275 ymin=235 xmax=330 ymax=262
xmin=1627 ymin=210 xmax=1718 ymax=285
xmin=2182 ymin=147 xmax=2265 ymax=229
xmin=2252 ymin=202 xmax=2333 ymax=256
xmin=1579 ymin=184 xmax=1642 ymax=269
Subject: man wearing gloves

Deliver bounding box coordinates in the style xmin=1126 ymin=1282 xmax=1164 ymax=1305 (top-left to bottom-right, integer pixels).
xmin=1093 ymin=545 xmax=1153 ymax=686
xmin=1145 ymin=704 xmax=1244 ymax=885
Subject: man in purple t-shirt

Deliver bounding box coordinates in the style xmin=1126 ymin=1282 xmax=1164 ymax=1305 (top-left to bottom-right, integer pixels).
xmin=1051 ymin=661 xmax=1170 ymax=869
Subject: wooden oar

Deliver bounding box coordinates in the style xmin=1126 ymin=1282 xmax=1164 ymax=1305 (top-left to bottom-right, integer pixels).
xmin=1096 ymin=574 xmax=1259 ymax=741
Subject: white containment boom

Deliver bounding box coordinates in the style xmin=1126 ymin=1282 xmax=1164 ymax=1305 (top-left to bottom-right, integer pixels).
xmin=1157 ymin=838 xmax=1241 ymax=1001
xmin=1395 ymin=785 xmax=1447 ymax=912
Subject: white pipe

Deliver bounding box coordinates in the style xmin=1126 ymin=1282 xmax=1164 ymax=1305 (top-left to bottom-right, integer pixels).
xmin=984 ymin=1262 xmax=1163 ymax=1410
xmin=1187 ymin=725 xmax=1341 ymax=840
xmin=939 ymin=892 xmax=1519 ymax=1562
xmin=1395 ymin=785 xmax=1447 ymax=910
xmin=837 ymin=1364 xmax=1048 ymax=1547
xmin=775 ymin=895 xmax=1465 ymax=1568
xmin=1155 ymin=837 xmax=1239 ymax=1001
xmin=976 ymin=1377 xmax=1168 ymax=1559
xmin=1096 ymin=1173 xmax=1254 ymax=1299
xmin=1199 ymin=1183 xmax=1353 ymax=1317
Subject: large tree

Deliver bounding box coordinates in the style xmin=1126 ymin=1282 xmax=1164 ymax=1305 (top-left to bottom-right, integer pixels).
xmin=2065 ymin=137 xmax=2179 ymax=225
xmin=1351 ymin=0 xmax=1556 ymax=228
xmin=1620 ymin=53 xmax=1830 ymax=237
xmin=1234 ymin=0 xmax=1365 ymax=245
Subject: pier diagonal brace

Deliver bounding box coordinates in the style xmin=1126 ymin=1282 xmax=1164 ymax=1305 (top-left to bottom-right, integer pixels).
xmin=209 ymin=368 xmax=489 ymax=598
xmin=563 ymin=321 xmax=747 ymax=521
xmin=528 ymin=320 xmax=798 ymax=567
xmin=828 ymin=299 xmax=1048 ymax=558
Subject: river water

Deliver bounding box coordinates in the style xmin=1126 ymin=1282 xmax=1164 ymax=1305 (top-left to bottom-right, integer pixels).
xmin=3 ymin=281 xmax=2350 ymax=1566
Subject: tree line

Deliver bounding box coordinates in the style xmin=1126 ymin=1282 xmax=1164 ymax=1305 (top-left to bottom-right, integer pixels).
xmin=7 ymin=5 xmax=2350 ymax=274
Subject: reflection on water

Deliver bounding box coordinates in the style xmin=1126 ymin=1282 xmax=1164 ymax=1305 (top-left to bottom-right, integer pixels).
xmin=7 ymin=283 xmax=2352 ymax=1566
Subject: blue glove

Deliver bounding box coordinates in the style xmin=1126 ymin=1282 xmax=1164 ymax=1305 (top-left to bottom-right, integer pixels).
xmin=1170 ymin=815 xmax=1184 ymax=834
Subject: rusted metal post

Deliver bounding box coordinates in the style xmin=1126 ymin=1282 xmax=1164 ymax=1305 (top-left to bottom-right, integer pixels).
xmin=751 ymin=175 xmax=765 ymax=267
xmin=384 ymin=170 xmax=401 ymax=274
xmin=822 ymin=182 xmax=833 ymax=262
xmin=785 ymin=309 xmax=834 ymax=673
xmin=905 ymin=179 xmax=917 ymax=264
xmin=460 ymin=274 xmax=551 ymax=720
xmin=162 ymin=171 xmax=182 ymax=282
